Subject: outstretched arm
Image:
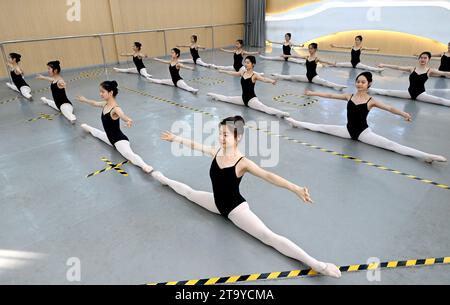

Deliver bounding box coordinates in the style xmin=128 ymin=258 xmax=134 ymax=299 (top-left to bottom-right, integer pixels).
xmin=317 ymin=58 xmax=336 ymax=66
xmin=255 ymin=73 xmax=276 ymax=85
xmin=152 ymin=57 xmax=171 ymax=64
xmin=178 ymin=63 xmax=194 ymax=71
xmin=161 ymin=131 xmax=216 ymax=156
xmin=377 ymin=63 xmax=413 ymax=72
xmin=218 ymin=69 xmax=241 ymax=77
xmin=362 ymin=47 xmax=380 ymax=51
xmin=113 ymin=107 xmax=133 ymax=128
xmin=176 ymin=44 xmax=190 ymax=48
xmin=120 ymin=53 xmax=135 ymax=57
xmin=330 ymin=43 xmax=352 ymax=49
xmin=35 ymin=74 xmax=54 ymax=82
xmin=243 ymin=50 xmax=260 ymax=55
xmin=220 ymin=48 xmax=235 ymax=53
xmin=76 ymin=96 xmax=107 ymax=108
xmin=371 ymin=99 xmax=412 ymax=121
xmin=429 ymin=68 xmax=450 ymax=78
xmin=305 ymin=89 xmax=350 ymax=101
xmin=242 ymin=158 xmax=313 ymax=204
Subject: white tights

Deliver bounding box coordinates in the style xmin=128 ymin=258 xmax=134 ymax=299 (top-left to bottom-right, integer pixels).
xmin=151 ymin=172 xmax=330 ymax=274
xmin=6 ymin=82 xmax=32 ymax=99
xmin=368 ymin=88 xmax=450 ymax=107
xmin=259 ymin=55 xmax=306 ymax=64
xmin=146 ymin=78 xmax=198 ymax=93
xmin=335 ymin=62 xmax=384 ymax=72
xmin=271 ymin=73 xmax=346 ymax=90
xmin=82 ymin=124 xmax=153 ymax=171
xmin=41 ymin=97 xmax=76 ymax=122
xmin=208 ymin=93 xmax=290 ymax=117
xmin=285 ymin=118 xmax=446 ymax=162
xmin=113 ymin=67 xmax=152 ymax=78
xmin=179 ymin=58 xmax=211 ymax=68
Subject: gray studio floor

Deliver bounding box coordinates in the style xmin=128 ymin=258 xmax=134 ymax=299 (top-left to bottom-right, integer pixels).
xmin=0 ymin=48 xmax=449 ymax=285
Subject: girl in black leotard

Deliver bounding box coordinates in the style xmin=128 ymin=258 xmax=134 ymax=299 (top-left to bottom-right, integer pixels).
xmin=76 ymin=81 xmax=153 ymax=173
xmin=285 ymin=72 xmax=446 ymax=163
xmin=271 ymin=43 xmax=347 ymax=91
xmin=36 ymin=61 xmax=77 ymax=123
xmin=207 ymin=56 xmax=290 ymax=117
xmin=260 ymin=33 xmax=305 ymax=64
xmin=113 ymin=42 xmax=152 ymax=78
xmin=177 ymin=35 xmax=212 ymax=68
xmin=370 ymin=52 xmax=450 ymax=106
xmin=210 ymin=39 xmax=260 ymax=72
xmin=147 ymin=48 xmax=199 ymax=94
xmin=150 ymin=116 xmax=341 ymax=279
xmin=5 ymin=53 xmax=32 ymax=100
xmin=331 ymin=35 xmax=384 ymax=73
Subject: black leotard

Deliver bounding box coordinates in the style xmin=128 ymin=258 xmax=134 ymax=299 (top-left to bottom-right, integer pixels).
xmin=50 ymin=81 xmax=72 ymax=110
xmin=233 ymin=52 xmax=244 ymax=72
xmin=190 ymin=47 xmax=200 ymax=64
xmin=283 ymin=44 xmax=291 ymax=61
xmin=439 ymin=54 xmax=450 ymax=72
xmin=306 ymin=58 xmax=318 ymax=82
xmin=169 ymin=63 xmax=183 ymax=86
xmin=408 ymin=68 xmax=429 ymax=100
xmin=209 ymin=150 xmax=246 ymax=217
xmin=133 ymin=55 xmax=146 ymax=71
xmin=10 ymin=69 xmax=29 ymax=90
xmin=101 ymin=107 xmax=129 ymax=145
xmin=241 ymin=73 xmax=256 ymax=106
xmin=351 ymin=48 xmax=361 ymax=68
xmin=346 ymin=94 xmax=371 ymax=140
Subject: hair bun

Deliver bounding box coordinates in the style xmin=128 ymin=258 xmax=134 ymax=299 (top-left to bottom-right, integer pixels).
xmin=111 ymin=80 xmax=118 ymax=87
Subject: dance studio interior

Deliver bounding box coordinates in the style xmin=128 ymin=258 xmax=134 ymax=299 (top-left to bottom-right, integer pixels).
xmin=1 ymin=0 xmax=449 ymax=290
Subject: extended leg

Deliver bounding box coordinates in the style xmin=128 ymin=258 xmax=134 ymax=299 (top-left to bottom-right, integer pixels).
xmin=248 ymin=97 xmax=290 ymax=117
xmin=80 ymin=124 xmax=113 ymax=146
xmin=176 ymin=80 xmax=199 ymax=94
xmin=358 ymin=129 xmax=446 ymax=162
xmin=114 ymin=140 xmax=153 ymax=173
xmin=368 ymin=88 xmax=412 ymax=99
xmin=207 ymin=93 xmax=245 ymax=106
xmin=416 ymin=92 xmax=450 ymax=107
xmin=228 ymin=203 xmax=341 ymax=278
xmin=285 ymin=118 xmax=352 ymax=139
xmin=151 ymin=171 xmax=220 ymax=214
xmin=60 ymin=103 xmax=77 ymax=123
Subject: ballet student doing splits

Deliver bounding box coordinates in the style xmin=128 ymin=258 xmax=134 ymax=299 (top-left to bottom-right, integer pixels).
xmin=6 ymin=53 xmax=32 ymax=100
xmin=177 ymin=35 xmax=212 ymax=67
xmin=285 ymin=72 xmax=446 ymax=163
xmin=370 ymin=52 xmax=450 ymax=106
xmin=415 ymin=42 xmax=450 ymax=74
xmin=147 ymin=48 xmax=199 ymax=94
xmin=210 ymin=39 xmax=260 ymax=72
xmin=151 ymin=116 xmax=341 ymax=278
xmin=331 ymin=35 xmax=384 ymax=73
xmin=260 ymin=33 xmax=305 ymax=64
xmin=76 ymin=81 xmax=154 ymax=173
xmin=271 ymin=43 xmax=347 ymax=91
xmin=36 ymin=61 xmax=77 ymax=124
xmin=208 ymin=56 xmax=290 ymax=118
xmin=113 ymin=42 xmax=152 ymax=78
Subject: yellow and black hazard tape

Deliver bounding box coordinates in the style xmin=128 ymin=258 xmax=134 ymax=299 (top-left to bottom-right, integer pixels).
xmin=189 ymin=77 xmax=225 ymax=86
xmin=27 ymin=112 xmax=61 ymax=122
xmin=122 ymin=87 xmax=450 ymax=191
xmin=87 ymin=157 xmax=129 ymax=178
xmin=1 ymin=68 xmax=105 ymax=106
xmin=147 ymin=256 xmax=450 ymax=285
xmin=273 ymin=93 xmax=318 ymax=108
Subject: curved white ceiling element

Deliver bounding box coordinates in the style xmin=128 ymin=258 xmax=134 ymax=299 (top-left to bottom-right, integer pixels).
xmin=266 ymin=1 xmax=450 ymax=21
